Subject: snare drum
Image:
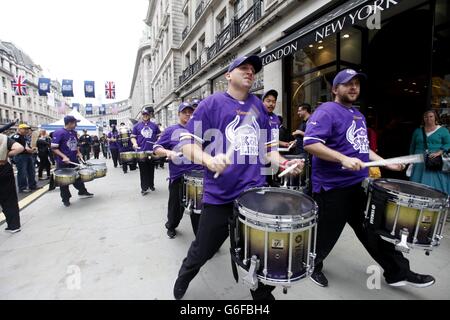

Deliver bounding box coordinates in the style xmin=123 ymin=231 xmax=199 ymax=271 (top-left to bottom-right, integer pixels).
xmin=120 ymin=151 xmax=136 ymax=163
xmin=231 ymin=187 xmax=317 ymax=288
xmin=183 ymin=170 xmax=203 ymax=214
xmin=54 ymin=168 xmax=78 ymax=186
xmin=135 ymin=151 xmax=149 ymax=162
xmin=364 ymin=178 xmax=449 ymax=254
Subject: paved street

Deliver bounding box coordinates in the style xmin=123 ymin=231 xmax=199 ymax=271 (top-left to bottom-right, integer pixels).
xmin=0 ymin=159 xmax=449 ymax=300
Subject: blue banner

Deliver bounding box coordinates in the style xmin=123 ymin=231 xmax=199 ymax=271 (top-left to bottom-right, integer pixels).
xmin=62 ymin=79 xmax=74 ymax=97
xmin=72 ymin=103 xmax=80 ymax=111
xmin=85 ymin=104 xmax=93 ymax=115
xmin=38 ymin=78 xmax=51 ymax=96
xmin=99 ymin=104 xmax=106 ymax=115
xmin=84 ymin=81 xmax=95 ymax=98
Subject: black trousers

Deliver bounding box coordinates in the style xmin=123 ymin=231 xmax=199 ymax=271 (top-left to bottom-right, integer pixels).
xmin=313 ymin=183 xmax=410 ymax=283
xmin=57 ymin=164 xmax=88 ymax=202
xmin=176 ymin=203 xmax=275 ymax=300
xmin=93 ymin=148 xmax=100 ymax=159
xmin=166 ymin=177 xmax=200 ymax=235
xmin=0 ymin=163 xmax=21 ymax=229
xmin=81 ymin=147 xmax=90 ymax=161
xmin=122 ymin=160 xmax=137 ymax=173
xmin=138 ymin=159 xmax=155 ymax=191
xmin=110 ymin=148 xmax=119 ymax=167
xmin=38 ymin=152 xmax=51 ymax=178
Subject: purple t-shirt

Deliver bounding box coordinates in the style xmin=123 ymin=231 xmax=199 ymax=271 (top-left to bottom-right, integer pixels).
xmin=132 ymin=121 xmax=160 ymax=151
xmin=107 ymin=131 xmax=119 ymax=149
xmin=268 ymin=112 xmax=280 ymax=143
xmin=51 ymin=128 xmax=79 ymax=165
xmin=303 ymin=102 xmax=370 ymax=193
xmin=154 ymin=123 xmax=203 ymax=183
xmin=179 ymin=92 xmax=276 ymax=205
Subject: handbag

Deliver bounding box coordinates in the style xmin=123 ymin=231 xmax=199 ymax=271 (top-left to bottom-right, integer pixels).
xmin=442 ymin=151 xmax=450 ymax=173
xmin=422 ymin=128 xmax=443 ymax=171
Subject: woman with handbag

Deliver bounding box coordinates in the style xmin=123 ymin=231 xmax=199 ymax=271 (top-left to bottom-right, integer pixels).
xmin=409 ymin=110 xmax=450 ymax=194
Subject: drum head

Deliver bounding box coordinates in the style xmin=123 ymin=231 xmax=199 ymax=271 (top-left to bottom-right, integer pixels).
xmin=373 ymin=178 xmax=447 ymax=200
xmin=87 ymin=159 xmax=106 ymax=166
xmin=237 ymin=187 xmax=315 ymax=218
xmin=54 ymin=168 xmax=77 ymax=176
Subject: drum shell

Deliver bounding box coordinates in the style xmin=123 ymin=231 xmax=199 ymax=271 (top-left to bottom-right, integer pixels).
xmin=232 ymin=187 xmax=317 ymax=285
xmin=92 ymin=165 xmax=107 ymax=178
xmin=136 ymin=151 xmax=149 ymax=162
xmin=183 ymin=170 xmax=204 ymax=213
xmin=365 ymin=178 xmax=449 ymax=247
xmin=120 ymin=151 xmax=136 ymax=163
xmin=54 ymin=168 xmax=78 ymax=186
xmin=78 ymin=168 xmax=96 ymax=182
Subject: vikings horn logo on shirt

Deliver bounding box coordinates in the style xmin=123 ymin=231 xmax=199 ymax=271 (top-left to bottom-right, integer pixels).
xmin=67 ymin=136 xmax=78 ymax=151
xmin=140 ymin=126 xmax=153 ymax=139
xmin=346 ymin=120 xmax=369 ymax=153
xmin=225 ymin=115 xmax=260 ymax=156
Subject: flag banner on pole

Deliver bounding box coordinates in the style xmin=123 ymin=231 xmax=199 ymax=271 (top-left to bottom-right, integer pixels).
xmin=61 ymin=79 xmax=74 ymax=97
xmin=72 ymin=103 xmax=80 ymax=111
xmin=11 ymin=75 xmax=28 ymax=96
xmin=84 ymin=81 xmax=95 ymax=98
xmin=38 ymin=78 xmax=51 ymax=96
xmin=99 ymin=104 xmax=106 ymax=115
xmin=47 ymin=92 xmax=55 ymax=107
xmin=85 ymin=104 xmax=93 ymax=115
xmin=105 ymin=81 xmax=115 ymax=99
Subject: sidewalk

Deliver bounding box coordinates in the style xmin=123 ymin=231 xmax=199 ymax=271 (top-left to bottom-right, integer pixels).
xmin=0 ymin=160 xmax=449 ymax=300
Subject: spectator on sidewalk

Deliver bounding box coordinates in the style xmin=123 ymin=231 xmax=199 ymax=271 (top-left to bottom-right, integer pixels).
xmin=11 ymin=124 xmax=37 ymax=193
xmin=92 ymin=135 xmax=101 ymax=159
xmin=37 ymin=129 xmax=52 ymax=180
xmin=79 ymin=129 xmax=92 ymax=161
xmin=0 ymin=133 xmax=24 ymax=233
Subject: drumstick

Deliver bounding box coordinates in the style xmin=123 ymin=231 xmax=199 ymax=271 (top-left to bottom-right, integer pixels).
xmin=363 ymin=154 xmax=424 ymax=168
xmin=68 ymin=161 xmax=82 ymax=167
xmin=278 ymin=162 xmax=300 ymax=178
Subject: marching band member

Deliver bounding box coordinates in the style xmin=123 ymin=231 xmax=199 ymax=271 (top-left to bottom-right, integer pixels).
xmin=153 ymin=102 xmax=203 ymax=238
xmin=304 ymin=69 xmax=434 ymax=288
xmin=51 ymin=116 xmax=94 ymax=207
xmin=131 ymin=107 xmax=160 ymax=195
xmin=107 ymin=124 xmax=120 ymax=168
xmin=117 ymin=123 xmax=136 ymax=174
xmin=173 ymin=55 xmax=303 ymax=300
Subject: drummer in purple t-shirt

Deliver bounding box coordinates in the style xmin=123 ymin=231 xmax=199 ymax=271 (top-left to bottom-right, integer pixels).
xmin=51 ymin=115 xmax=94 ymax=207
xmin=131 ymin=107 xmax=161 ymax=195
xmin=303 ymin=69 xmax=434 ymax=288
xmin=172 ymin=55 xmax=304 ymax=301
xmin=154 ymin=102 xmax=203 ymax=238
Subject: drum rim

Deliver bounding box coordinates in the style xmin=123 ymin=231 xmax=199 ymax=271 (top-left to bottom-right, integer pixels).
xmin=236 ymin=186 xmax=318 ymax=221
xmin=371 ymin=178 xmax=449 ymax=206
xmin=238 ymin=214 xmax=316 ymax=232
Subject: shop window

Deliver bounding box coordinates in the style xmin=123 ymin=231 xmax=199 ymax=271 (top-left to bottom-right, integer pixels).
xmin=340 ymin=27 xmax=362 ymax=66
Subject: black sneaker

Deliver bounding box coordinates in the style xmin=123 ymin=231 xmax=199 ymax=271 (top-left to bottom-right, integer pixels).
xmin=141 ymin=189 xmax=149 ymax=196
xmin=19 ymin=189 xmax=30 ymax=193
xmin=167 ymin=229 xmax=176 ymax=239
xmin=310 ymin=270 xmax=328 ymax=287
xmin=63 ymin=201 xmax=71 ymax=207
xmin=150 ymin=187 xmax=155 ymax=191
xmin=78 ymin=191 xmax=94 ymax=198
xmin=5 ymin=227 xmax=21 ymax=234
xmin=387 ymin=271 xmax=435 ymax=288
xmin=173 ymin=277 xmax=190 ymax=300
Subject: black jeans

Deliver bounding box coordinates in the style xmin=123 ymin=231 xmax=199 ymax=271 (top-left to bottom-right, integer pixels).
xmin=110 ymin=148 xmax=119 ymax=167
xmin=176 ymin=203 xmax=275 ymax=300
xmin=80 ymin=147 xmax=90 ymax=161
xmin=166 ymin=177 xmax=200 ymax=235
xmin=313 ymin=183 xmax=410 ymax=283
xmin=38 ymin=152 xmax=51 ymax=178
xmin=138 ymin=159 xmax=155 ymax=191
xmin=57 ymin=163 xmax=88 ymax=202
xmin=0 ymin=163 xmax=21 ymax=229
xmin=122 ymin=160 xmax=137 ymax=173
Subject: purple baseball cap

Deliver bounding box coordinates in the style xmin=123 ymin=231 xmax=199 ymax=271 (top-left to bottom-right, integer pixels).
xmin=333 ymin=69 xmax=367 ymax=87
xmin=64 ymin=115 xmax=80 ymax=125
xmin=227 ymin=55 xmax=262 ymax=74
xmin=178 ymin=102 xmax=193 ymax=112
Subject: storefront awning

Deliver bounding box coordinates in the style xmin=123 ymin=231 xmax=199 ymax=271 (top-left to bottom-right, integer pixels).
xmin=260 ymin=0 xmax=403 ymax=65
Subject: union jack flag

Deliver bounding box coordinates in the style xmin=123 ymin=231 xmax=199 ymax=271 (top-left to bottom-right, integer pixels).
xmin=12 ymin=75 xmax=28 ymax=96
xmin=105 ymin=81 xmax=115 ymax=99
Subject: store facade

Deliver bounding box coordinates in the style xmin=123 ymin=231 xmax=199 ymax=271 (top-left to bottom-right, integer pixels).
xmin=261 ymin=0 xmax=449 ymax=176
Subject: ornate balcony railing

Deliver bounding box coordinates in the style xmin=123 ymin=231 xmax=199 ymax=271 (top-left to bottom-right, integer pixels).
xmin=179 ymin=0 xmax=264 ymax=86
